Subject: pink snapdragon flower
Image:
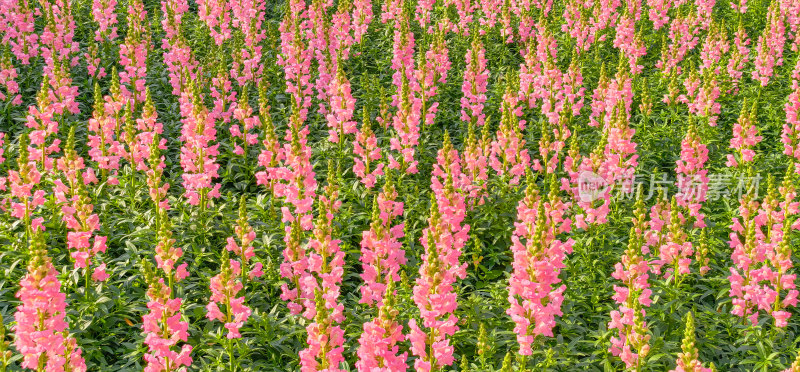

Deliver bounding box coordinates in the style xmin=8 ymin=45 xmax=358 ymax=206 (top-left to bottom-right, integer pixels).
xmin=387 ymin=18 xmax=421 ymax=175
xmin=326 ymin=62 xmax=357 ymax=143
xmin=142 ymin=249 xmax=193 ymax=372
xmin=490 ymin=77 xmax=530 ymax=185
xmin=460 ymin=36 xmax=489 ymax=127
xmin=675 ymin=124 xmax=709 ymax=227
xmin=407 ymin=137 xmax=470 ymax=372
xmin=507 ymin=175 xmax=574 ymax=355
xmin=207 ymin=254 xmax=251 ymax=339
xmin=14 ymin=232 xmax=86 ymax=372
xmin=227 ymin=196 xmax=263 ymax=281
xmin=783 ymin=61 xmax=800 ymax=174
xmin=353 ymin=110 xmax=384 ymax=189
xmin=356 ymin=279 xmax=408 ymax=371
xmin=0 ymin=52 xmax=22 ymax=104
xmin=118 ymin=0 xmax=149 ymax=104
xmin=198 ymin=0 xmax=232 ymax=45
xmin=669 ymin=312 xmax=712 ymax=372
xmin=359 ymin=172 xmax=405 ymax=306
xmin=608 ymin=201 xmax=652 ymax=369
xmin=352 ymin=0 xmax=373 ymax=43
xmin=230 ymin=90 xmax=259 ymax=157
xmin=725 ymin=102 xmax=761 ymax=168
xmin=92 ymin=0 xmax=118 ymax=42
xmin=178 ymin=82 xmax=222 ymax=207
xmin=300 ymin=168 xmax=346 ymax=371
xmin=752 ymin=2 xmax=786 ymax=87
xmin=55 ymin=128 xmax=107 ymax=273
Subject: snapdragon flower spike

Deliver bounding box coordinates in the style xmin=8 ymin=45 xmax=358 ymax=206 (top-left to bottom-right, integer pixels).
xmin=727 ymin=21 xmax=751 ymax=93
xmin=356 ymin=278 xmax=408 ymax=371
xmin=656 ymin=9 xmax=705 ymax=77
xmin=55 ymin=127 xmax=107 ymax=275
xmin=2 ymin=0 xmax=39 ymax=64
xmin=0 ymin=49 xmax=22 ymax=104
xmin=353 ymin=108 xmax=384 ymax=189
xmin=359 ymin=170 xmax=405 ymax=306
xmin=326 ymin=58 xmax=357 ymax=144
xmin=675 ymin=123 xmax=709 ymax=228
xmin=92 ymin=0 xmax=118 ymax=42
xmin=387 ymin=15 xmax=421 ymax=175
xmin=230 ymin=89 xmax=259 ymax=157
xmin=307 ymin=0 xmax=335 ymax=114
xmin=255 ymin=83 xmax=284 ymax=193
xmin=608 ymin=200 xmax=652 ymax=369
xmin=144 ymin=127 xmax=171 ymax=214
xmin=727 ymin=174 xmax=768 ymax=326
xmin=490 ymin=74 xmax=530 ymax=185
xmin=88 ymin=80 xmax=123 ymax=184
xmin=351 ymin=0 xmax=373 ymax=43
xmin=460 ymin=35 xmax=489 ymax=128
xmin=84 ymin=39 xmax=106 ymax=79
xmin=752 ymin=1 xmax=786 ymax=87
xmin=178 ymin=81 xmax=222 ymax=207
xmin=160 ymin=0 xmax=196 ymax=95
xmin=462 ymin=120 xmax=490 ymax=207
xmin=275 ymin=110 xmax=318 ymax=316
xmin=141 ymin=256 xmax=192 ymax=372
xmin=784 ymin=66 xmax=800 ymax=174
xmin=651 ymin=197 xmax=694 ymax=282
xmin=14 ymin=231 xmax=86 ymax=372
xmin=765 ymin=172 xmax=800 ymax=327
xmin=6 ymin=133 xmax=44 ymax=236
xmin=198 ymin=0 xmax=232 ymax=46
xmin=210 ymin=60 xmax=237 ymax=125
xmin=726 ymin=101 xmax=761 ymax=168
xmin=300 ymin=165 xmax=346 ymax=371
xmin=408 ymin=137 xmax=470 ymax=372
xmin=25 ymin=77 xmax=62 ymax=173
xmin=330 ymin=0 xmax=355 ymax=59
xmin=415 ymin=24 xmax=450 ymax=128
xmin=134 ymin=89 xmax=165 ymax=172
xmin=38 ymin=0 xmax=80 ymax=69
xmin=227 ymin=196 xmax=263 ymax=282
xmin=119 ymin=0 xmax=149 ymax=105
xmin=669 ymin=312 xmax=712 ymax=372
xmin=229 ymin=0 xmax=266 ymax=86
xmin=278 ymin=0 xmax=312 ymax=123
xmin=507 ymin=175 xmax=574 ymax=355
xmin=206 ymin=249 xmax=251 ymax=339
xmin=154 ymin=210 xmax=190 ymax=284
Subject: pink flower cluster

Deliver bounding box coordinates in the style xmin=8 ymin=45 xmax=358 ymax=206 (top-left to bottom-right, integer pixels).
xmin=230 ymin=91 xmax=259 ymax=156
xmin=353 ymin=110 xmax=384 ymax=189
xmin=460 ymin=37 xmax=489 ymax=127
xmin=784 ymin=62 xmax=800 ymax=174
xmin=356 ymin=279 xmax=407 ymax=371
xmin=752 ymin=2 xmax=786 ymax=86
xmin=609 ymin=202 xmax=652 ymax=369
xmin=728 ymin=176 xmax=800 ymax=327
xmin=300 ymin=169 xmax=346 ymax=371
xmin=118 ymin=0 xmax=149 ymax=105
xmin=507 ymin=177 xmax=573 ymax=355
xmin=388 ymin=20 xmax=422 ymax=175
xmin=226 ymin=197 xmax=263 ymax=281
xmin=0 ymin=53 xmax=21 ymax=104
xmin=359 ymin=173 xmax=406 ymax=306
xmin=725 ymin=102 xmax=761 ymax=168
xmin=198 ymin=0 xmax=232 ymax=45
xmin=14 ymin=232 xmax=86 ymax=372
xmin=675 ymin=125 xmax=709 ymax=227
xmin=490 ymin=79 xmax=530 ymax=185
xmin=407 ymin=137 xmax=469 ymax=372
xmin=92 ymin=0 xmax=118 ymax=42
xmin=206 ymin=257 xmax=251 ymax=339
xmin=178 ymin=83 xmax=222 ymax=207
xmin=326 ymin=63 xmax=357 ymax=143
xmin=54 ymin=129 xmax=108 ymax=278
